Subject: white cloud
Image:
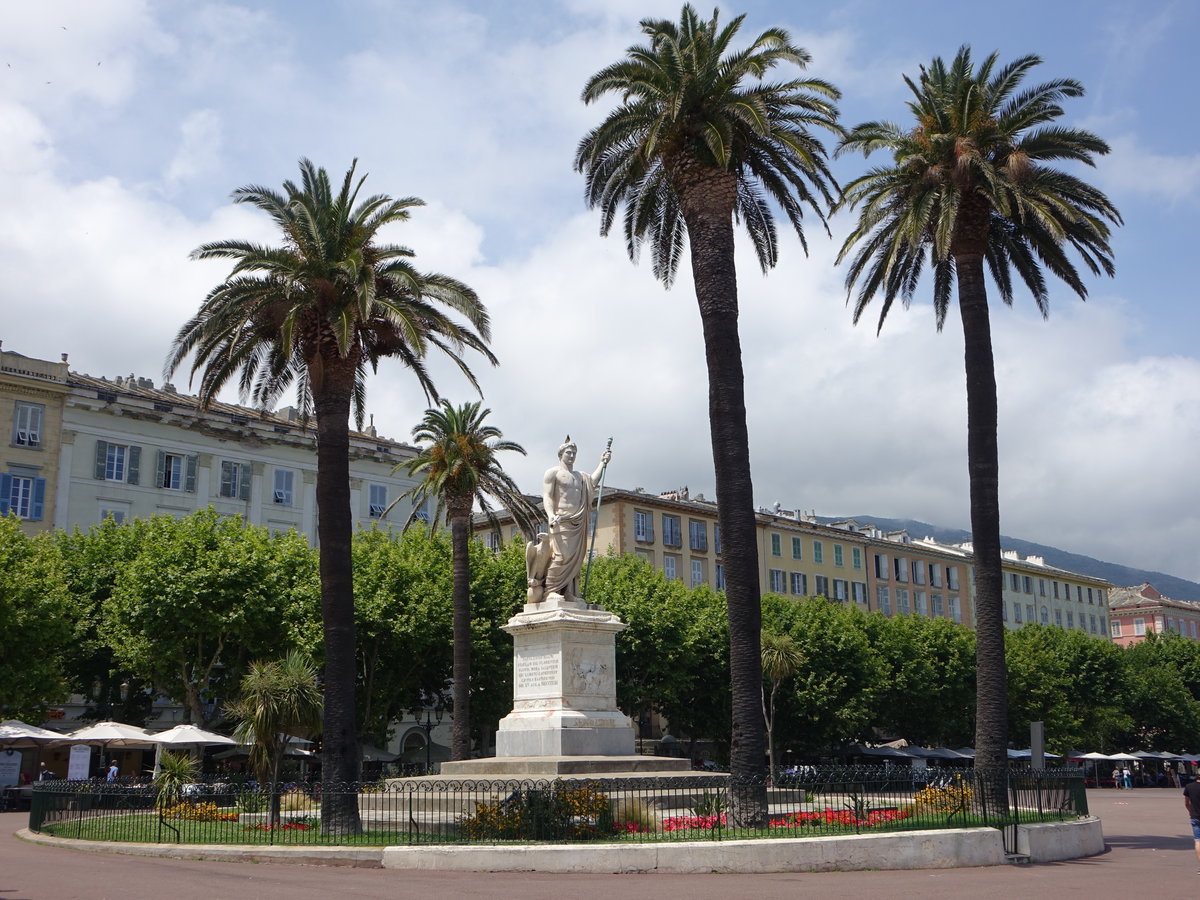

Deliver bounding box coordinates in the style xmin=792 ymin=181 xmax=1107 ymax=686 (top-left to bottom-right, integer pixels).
xmin=1098 ymin=134 xmax=1200 ymax=203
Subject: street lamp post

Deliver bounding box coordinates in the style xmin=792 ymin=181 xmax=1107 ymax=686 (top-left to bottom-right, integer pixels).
xmin=416 ymin=697 xmax=444 ymax=773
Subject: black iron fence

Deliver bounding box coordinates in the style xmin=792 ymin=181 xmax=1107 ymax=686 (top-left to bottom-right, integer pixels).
xmin=28 ymin=766 xmax=1086 ymax=847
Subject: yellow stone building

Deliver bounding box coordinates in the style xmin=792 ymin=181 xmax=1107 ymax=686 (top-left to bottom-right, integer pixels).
xmin=0 ymin=347 xmax=71 ymax=533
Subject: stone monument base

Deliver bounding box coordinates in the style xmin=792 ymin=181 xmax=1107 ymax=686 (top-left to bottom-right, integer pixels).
xmin=438 ymin=755 xmax=693 ymax=777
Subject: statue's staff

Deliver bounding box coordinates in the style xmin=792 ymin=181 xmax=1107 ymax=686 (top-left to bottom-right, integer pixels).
xmin=581 ymin=437 xmax=613 ymax=602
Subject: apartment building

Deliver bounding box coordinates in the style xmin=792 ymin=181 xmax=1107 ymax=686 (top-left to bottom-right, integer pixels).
xmin=1108 ymin=583 xmax=1200 ymax=646
xmin=1 ymin=346 xmax=422 ymax=540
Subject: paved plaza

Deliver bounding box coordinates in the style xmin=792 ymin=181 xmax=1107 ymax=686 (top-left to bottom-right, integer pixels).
xmin=2 ymin=788 xmax=1196 ymax=899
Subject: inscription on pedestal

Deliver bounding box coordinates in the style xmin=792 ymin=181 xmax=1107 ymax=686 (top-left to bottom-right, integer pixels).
xmin=515 ymin=652 xmax=560 ymax=692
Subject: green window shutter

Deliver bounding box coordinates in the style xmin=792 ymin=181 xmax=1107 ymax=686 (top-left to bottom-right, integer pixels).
xmin=239 ymin=463 xmax=251 ymax=501
xmin=185 ymin=455 xmax=198 ymax=493
xmin=94 ymin=441 xmax=109 ymax=480
xmin=155 ymin=450 xmax=166 ymax=489
xmin=126 ymin=446 xmax=141 ymax=485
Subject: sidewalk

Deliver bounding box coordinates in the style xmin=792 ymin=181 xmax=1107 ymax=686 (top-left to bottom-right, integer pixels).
xmin=2 ymin=788 xmax=1195 ymax=900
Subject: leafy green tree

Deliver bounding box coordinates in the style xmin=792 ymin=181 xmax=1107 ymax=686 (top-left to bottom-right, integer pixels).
xmin=761 ymin=632 xmax=803 ymax=779
xmin=862 ymin=613 xmax=976 ymax=748
xmin=167 ymin=159 xmax=494 ymax=833
xmin=103 ymin=511 xmax=294 ymax=727
xmin=761 ymin=596 xmax=883 ymax=754
xmin=0 ymin=517 xmax=71 ymax=719
xmin=1122 ymin=635 xmax=1200 ymax=751
xmin=836 ymin=47 xmax=1121 ymax=771
xmin=1005 ymin=625 xmax=1130 ymax=752
xmin=229 ymin=651 xmax=322 ymax=827
xmin=589 ymin=554 xmax=730 ymax=756
xmin=396 ymin=400 xmax=537 ymax=760
xmin=576 ymin=4 xmax=841 ymax=816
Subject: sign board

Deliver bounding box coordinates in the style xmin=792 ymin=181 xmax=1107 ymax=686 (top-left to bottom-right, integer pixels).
xmin=0 ymin=749 xmax=21 ymax=786
xmin=68 ymin=744 xmax=91 ymax=781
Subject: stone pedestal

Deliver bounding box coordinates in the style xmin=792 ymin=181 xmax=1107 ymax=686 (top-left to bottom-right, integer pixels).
xmin=491 ymin=600 xmax=636 ymax=758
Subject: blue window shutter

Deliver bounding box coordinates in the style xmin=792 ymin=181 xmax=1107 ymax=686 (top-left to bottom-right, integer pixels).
xmin=0 ymin=474 xmax=11 ymax=517
xmin=31 ymin=478 xmax=46 ymax=521
xmin=94 ymin=441 xmax=108 ymax=480
xmin=185 ymin=455 xmax=198 ymax=493
xmin=127 ymin=446 xmax=141 ymax=485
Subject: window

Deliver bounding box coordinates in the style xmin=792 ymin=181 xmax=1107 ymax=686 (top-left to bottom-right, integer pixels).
xmin=873 ymin=553 xmax=888 ymax=580
xmin=99 ymin=503 xmax=129 ymax=524
xmin=929 ymin=563 xmax=942 ymax=587
xmin=769 ymin=569 xmax=785 ymax=593
xmin=852 ymin=547 xmax=862 ymax=570
xmin=482 ymin=531 xmax=502 ymax=551
xmin=1040 ymin=607 xmax=1049 ymax=625
xmin=946 ymin=568 xmax=959 ymax=591
xmin=813 ymin=541 xmax=823 ymax=564
xmin=892 ymin=556 xmax=907 ymax=582
xmin=1076 ymin=585 xmax=1083 ymax=602
xmin=1053 ymin=581 xmax=1060 ymax=599
xmin=662 ymin=515 xmax=681 ymax=547
xmin=1010 ymin=573 xmax=1020 ymax=592
xmin=368 ymin=484 xmax=387 ymax=518
xmin=833 ymin=545 xmax=844 ymax=567
xmin=634 ymin=510 xmax=654 ymax=542
xmin=94 ymin=440 xmax=141 ymax=484
xmin=790 ymin=572 xmax=808 ymax=596
xmin=713 ymin=525 xmax=721 ymax=555
xmin=714 ymin=563 xmax=725 ymax=590
xmin=852 ymin=581 xmax=867 ymax=604
xmin=1001 ymin=601 xmax=1008 ymax=622
xmin=156 ymin=451 xmax=197 ymax=492
xmin=635 ymin=549 xmax=652 ymax=565
xmin=1023 ymin=575 xmax=1033 ymax=594
xmin=689 ymin=520 xmax=707 ymax=552
xmin=1025 ymin=604 xmax=1034 ymax=623
xmin=1067 ymin=611 xmax=1075 ymax=629
xmin=910 ymin=560 xmax=925 ymax=584
xmin=691 ymin=559 xmax=705 ymax=587
xmin=833 ymin=579 xmax=849 ymax=602
xmin=814 ymin=575 xmax=829 ymax=597
xmin=770 ymin=533 xmax=782 ymax=557
xmin=12 ymin=402 xmax=44 ymax=447
xmin=1038 ymin=578 xmax=1047 ymax=597
xmin=664 ymin=555 xmax=678 ymax=581
xmin=791 ymin=536 xmax=803 ymax=560
xmin=876 ymin=586 xmax=891 ymax=615
xmin=1097 ymin=589 xmax=1107 ymax=605
xmin=0 ymin=473 xmax=46 ymax=520
xmin=932 ymin=594 xmax=945 ymax=618
xmin=949 ymin=597 xmax=961 ymax=623
xmin=1055 ymin=609 xmax=1063 ymax=627
xmin=1090 ymin=615 xmax=1097 ymax=633
xmin=219 ymin=461 xmax=252 ymax=500
xmin=1087 ymin=587 xmax=1094 ymax=604
xmin=1100 ymin=617 xmax=1108 ymax=635
xmin=914 ymin=591 xmax=928 ymax=616
xmin=273 ymin=469 xmax=294 ymax=506
xmin=896 ymin=589 xmax=910 ymax=614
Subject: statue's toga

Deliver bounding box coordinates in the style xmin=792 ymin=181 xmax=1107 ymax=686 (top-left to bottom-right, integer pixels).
xmin=525 ymin=437 xmax=611 ymax=605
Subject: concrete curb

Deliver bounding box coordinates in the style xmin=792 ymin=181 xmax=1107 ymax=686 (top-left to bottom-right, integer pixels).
xmin=17 ymin=818 xmax=1104 ymax=873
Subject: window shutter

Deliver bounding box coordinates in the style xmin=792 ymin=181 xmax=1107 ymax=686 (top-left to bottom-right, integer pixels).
xmin=127 ymin=446 xmax=141 ymax=485
xmin=185 ymin=455 xmax=198 ymax=493
xmin=220 ymin=461 xmax=233 ymax=497
xmin=31 ymin=478 xmax=46 ymax=521
xmin=239 ymin=463 xmax=251 ymax=500
xmin=0 ymin=474 xmax=11 ymax=516
xmin=155 ymin=450 xmax=166 ymax=489
xmin=94 ymin=441 xmax=109 ymax=480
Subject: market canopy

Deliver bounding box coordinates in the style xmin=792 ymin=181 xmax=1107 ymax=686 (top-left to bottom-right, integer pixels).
xmin=0 ymin=720 xmax=64 ymax=748
xmin=58 ymin=721 xmax=158 ymax=746
xmin=151 ymin=724 xmax=237 ymax=747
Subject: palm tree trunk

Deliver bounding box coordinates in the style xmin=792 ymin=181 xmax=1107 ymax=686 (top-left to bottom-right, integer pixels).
xmin=955 ymin=250 xmax=1009 ymax=794
xmin=678 ymin=165 xmax=766 ymax=826
xmin=312 ymin=374 xmax=363 ymax=835
xmin=449 ymin=503 xmax=473 ymax=761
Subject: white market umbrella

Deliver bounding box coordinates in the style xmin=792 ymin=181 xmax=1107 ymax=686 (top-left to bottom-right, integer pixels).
xmin=0 ymin=720 xmax=64 ymax=748
xmin=151 ymin=724 xmax=238 ymax=773
xmin=1073 ymin=752 xmax=1115 ymax=760
xmin=60 ymin=721 xmax=158 ymax=745
xmin=1107 ymin=752 xmax=1142 ymax=761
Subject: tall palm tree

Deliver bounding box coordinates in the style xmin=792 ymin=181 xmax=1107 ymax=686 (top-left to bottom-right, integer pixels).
xmin=575 ymin=4 xmax=840 ymax=821
xmin=397 ymin=399 xmax=538 ymax=761
xmin=166 ymin=159 xmax=494 ymax=833
xmin=229 ymin=651 xmax=323 ymax=828
xmin=761 ymin=631 xmax=803 ymax=782
xmin=836 ymin=47 xmax=1120 ymax=774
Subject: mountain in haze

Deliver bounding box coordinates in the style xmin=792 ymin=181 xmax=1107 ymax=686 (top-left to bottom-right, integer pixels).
xmin=820 ymin=515 xmax=1200 ymax=604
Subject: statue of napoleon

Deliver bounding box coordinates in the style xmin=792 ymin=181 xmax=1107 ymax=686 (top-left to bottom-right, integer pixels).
xmin=525 ymin=436 xmax=611 ymax=606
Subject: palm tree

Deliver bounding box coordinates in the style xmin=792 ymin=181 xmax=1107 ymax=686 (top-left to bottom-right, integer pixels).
xmin=396 ymin=399 xmax=538 ymax=761
xmin=166 ymin=159 xmax=494 ymax=833
xmin=575 ymin=4 xmax=840 ymax=822
xmin=836 ymin=47 xmax=1120 ymax=775
xmin=229 ymin=651 xmax=323 ymax=828
xmin=761 ymin=631 xmax=803 ymax=782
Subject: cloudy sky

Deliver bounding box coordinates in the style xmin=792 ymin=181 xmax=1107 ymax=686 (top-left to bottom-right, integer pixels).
xmin=3 ymin=0 xmax=1197 ymax=581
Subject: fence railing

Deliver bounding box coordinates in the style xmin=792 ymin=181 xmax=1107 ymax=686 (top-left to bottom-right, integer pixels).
xmin=28 ymin=766 xmax=1086 ymax=847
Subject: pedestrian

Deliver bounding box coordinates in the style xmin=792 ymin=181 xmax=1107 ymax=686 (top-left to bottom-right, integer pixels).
xmin=1184 ymin=776 xmax=1200 ymax=873
xmin=1123 ymin=766 xmax=1133 ymax=790
xmin=36 ymin=762 xmax=55 ymax=781
xmin=106 ymin=760 xmax=118 ymax=782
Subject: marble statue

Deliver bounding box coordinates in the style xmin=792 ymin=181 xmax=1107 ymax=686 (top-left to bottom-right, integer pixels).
xmin=525 ymin=436 xmax=611 ymax=605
